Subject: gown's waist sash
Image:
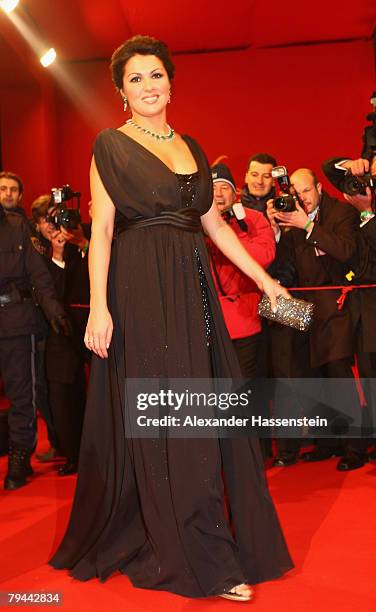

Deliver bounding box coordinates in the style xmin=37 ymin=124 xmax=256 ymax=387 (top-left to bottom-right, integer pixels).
xmin=116 ymin=208 xmax=202 ymax=235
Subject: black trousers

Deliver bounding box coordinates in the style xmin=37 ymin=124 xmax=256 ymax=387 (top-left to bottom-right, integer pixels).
xmin=232 ymin=333 xmax=264 ymax=379
xmin=0 ymin=334 xmax=36 ymax=450
xmin=314 ymin=358 xmax=367 ymax=454
xmin=233 ymin=332 xmax=272 ymax=456
xmin=352 ymin=321 xmax=376 ymax=440
xmin=48 ymin=369 xmax=86 ymax=462
xmin=271 ymin=323 xmax=368 ymax=456
xmin=35 ymin=336 xmax=58 ymax=448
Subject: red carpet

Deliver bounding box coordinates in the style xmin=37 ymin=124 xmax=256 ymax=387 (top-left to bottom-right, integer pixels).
xmin=1 ymin=420 xmax=376 ymax=612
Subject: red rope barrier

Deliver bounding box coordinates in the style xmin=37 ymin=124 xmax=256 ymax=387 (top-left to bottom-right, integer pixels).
xmin=69 ymin=284 xmax=376 ymax=312
xmin=288 ymin=284 xmax=376 ymax=310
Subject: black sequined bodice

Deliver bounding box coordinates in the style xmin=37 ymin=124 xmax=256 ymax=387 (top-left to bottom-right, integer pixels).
xmin=173 ymin=173 xmax=212 ymax=345
xmin=175 ymin=172 xmax=199 ymax=207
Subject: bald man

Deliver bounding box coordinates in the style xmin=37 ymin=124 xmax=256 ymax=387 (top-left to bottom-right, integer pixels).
xmin=267 ymin=168 xmax=368 ymax=471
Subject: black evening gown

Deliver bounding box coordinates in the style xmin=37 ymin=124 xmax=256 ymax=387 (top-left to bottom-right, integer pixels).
xmin=50 ymin=129 xmax=293 ymax=597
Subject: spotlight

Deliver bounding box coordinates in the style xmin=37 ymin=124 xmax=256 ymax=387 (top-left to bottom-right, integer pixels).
xmin=40 ymin=47 xmax=56 ymax=68
xmin=0 ymin=0 xmax=19 ymax=13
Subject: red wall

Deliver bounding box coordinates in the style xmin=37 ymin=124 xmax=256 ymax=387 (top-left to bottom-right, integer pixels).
xmin=1 ymin=39 xmax=375 ymax=218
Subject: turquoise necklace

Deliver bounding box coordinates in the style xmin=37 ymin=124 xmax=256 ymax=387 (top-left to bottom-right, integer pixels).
xmin=126 ymin=118 xmax=175 ymax=142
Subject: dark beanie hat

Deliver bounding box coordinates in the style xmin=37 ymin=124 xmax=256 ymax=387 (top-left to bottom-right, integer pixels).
xmin=211 ymin=163 xmax=236 ymax=192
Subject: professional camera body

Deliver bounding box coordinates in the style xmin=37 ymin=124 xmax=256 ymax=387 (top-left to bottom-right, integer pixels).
xmin=340 ymin=92 xmax=376 ymax=197
xmin=48 ymin=185 xmax=81 ymax=230
xmin=342 ymin=172 xmax=375 ymax=197
xmin=271 ymin=166 xmax=300 ymax=212
xmin=361 ymin=91 xmax=376 ymax=161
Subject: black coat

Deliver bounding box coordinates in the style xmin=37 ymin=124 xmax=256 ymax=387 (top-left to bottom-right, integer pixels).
xmin=276 ymin=192 xmax=358 ymax=367
xmin=240 ymin=185 xmax=275 ymax=215
xmin=0 ymin=211 xmax=64 ymax=338
xmin=46 ymin=243 xmax=90 ymax=384
xmin=322 ymin=157 xmax=352 ymax=192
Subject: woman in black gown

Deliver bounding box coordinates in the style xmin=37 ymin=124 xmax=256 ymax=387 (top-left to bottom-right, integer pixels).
xmin=50 ymin=35 xmax=293 ymax=602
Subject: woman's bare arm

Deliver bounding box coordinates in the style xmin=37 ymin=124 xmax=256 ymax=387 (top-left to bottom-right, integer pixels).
xmin=201 ymin=203 xmax=289 ymax=310
xmin=84 ymin=157 xmax=116 ymax=359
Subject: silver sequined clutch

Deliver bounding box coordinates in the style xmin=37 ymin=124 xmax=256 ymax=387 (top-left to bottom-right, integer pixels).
xmin=257 ymin=294 xmax=314 ymax=331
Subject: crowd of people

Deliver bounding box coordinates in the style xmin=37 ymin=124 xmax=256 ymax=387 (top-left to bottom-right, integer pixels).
xmin=208 ymin=156 xmax=376 ymax=471
xmin=0 ymin=33 xmax=375 ymax=603
xmin=0 ymin=171 xmax=90 ymax=485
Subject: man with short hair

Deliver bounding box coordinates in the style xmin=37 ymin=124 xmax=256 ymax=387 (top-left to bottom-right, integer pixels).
xmin=0 ymin=171 xmax=25 ymax=215
xmin=241 ymin=153 xmax=277 ymax=214
xmin=207 ymin=164 xmax=275 ymax=457
xmin=267 ymin=168 xmax=368 ymax=470
xmin=323 ymin=155 xmax=376 ymax=457
xmin=0 ymin=203 xmax=71 ymax=489
xmin=209 ymin=163 xmax=275 ymax=377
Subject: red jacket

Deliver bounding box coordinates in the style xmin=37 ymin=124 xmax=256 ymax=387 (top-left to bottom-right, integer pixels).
xmin=207 ymin=208 xmax=275 ymax=339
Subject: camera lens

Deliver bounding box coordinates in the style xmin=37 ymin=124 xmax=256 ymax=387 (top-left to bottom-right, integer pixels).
xmin=273 ymin=195 xmax=296 ymax=212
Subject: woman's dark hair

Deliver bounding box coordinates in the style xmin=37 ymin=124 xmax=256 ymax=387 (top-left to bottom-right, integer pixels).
xmin=110 ymin=35 xmax=175 ymax=90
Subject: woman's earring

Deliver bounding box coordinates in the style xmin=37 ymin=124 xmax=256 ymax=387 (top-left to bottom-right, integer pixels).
xmin=168 ymin=90 xmax=172 ymax=104
xmin=122 ymin=95 xmax=128 ymax=111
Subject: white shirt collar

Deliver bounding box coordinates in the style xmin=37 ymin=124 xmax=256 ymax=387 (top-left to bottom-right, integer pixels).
xmin=308 ymin=206 xmax=319 ymax=221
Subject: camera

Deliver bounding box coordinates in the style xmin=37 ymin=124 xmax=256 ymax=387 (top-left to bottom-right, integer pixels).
xmin=361 ymin=91 xmax=376 ymax=161
xmin=271 ymin=166 xmax=299 ymax=212
xmin=341 ymin=91 xmax=376 ymax=197
xmin=342 ymin=172 xmax=375 ymax=197
xmin=48 ymin=185 xmax=81 ymax=230
xmin=345 ymin=92 xmax=376 ymax=196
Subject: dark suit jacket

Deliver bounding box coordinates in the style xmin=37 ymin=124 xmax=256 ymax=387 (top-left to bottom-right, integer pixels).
xmin=276 ymin=192 xmax=358 ymax=367
xmin=347 ymin=217 xmax=376 ymax=354
xmin=322 ymin=157 xmax=352 ymax=192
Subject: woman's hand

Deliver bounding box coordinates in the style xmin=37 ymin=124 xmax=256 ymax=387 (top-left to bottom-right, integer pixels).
xmin=257 ymin=274 xmax=290 ymax=312
xmin=84 ymin=306 xmax=113 ymax=359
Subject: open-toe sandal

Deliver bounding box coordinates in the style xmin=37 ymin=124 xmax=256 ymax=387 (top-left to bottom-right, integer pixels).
xmin=219 ymin=584 xmax=254 ymax=602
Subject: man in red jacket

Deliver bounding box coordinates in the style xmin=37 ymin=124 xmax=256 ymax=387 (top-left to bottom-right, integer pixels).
xmin=207 ymin=163 xmax=275 ymax=379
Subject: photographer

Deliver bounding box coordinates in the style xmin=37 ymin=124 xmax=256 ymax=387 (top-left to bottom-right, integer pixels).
xmin=241 ymin=153 xmax=277 ymax=214
xmin=43 ymin=196 xmax=90 ymax=476
xmin=267 ymin=168 xmax=368 ymax=470
xmin=30 ymin=196 xmax=60 ymax=460
xmin=0 ymin=203 xmax=70 ymax=490
xmin=323 ymin=156 xmax=376 ymax=455
xmin=208 ymin=164 xmax=275 ymax=372
xmin=207 ymin=164 xmax=275 ymax=458
xmin=322 ymin=155 xmax=376 ymax=198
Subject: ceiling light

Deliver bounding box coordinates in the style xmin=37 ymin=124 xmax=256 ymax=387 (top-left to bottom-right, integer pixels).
xmin=0 ymin=0 xmax=19 ymax=13
xmin=40 ymin=47 xmax=56 ymax=68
